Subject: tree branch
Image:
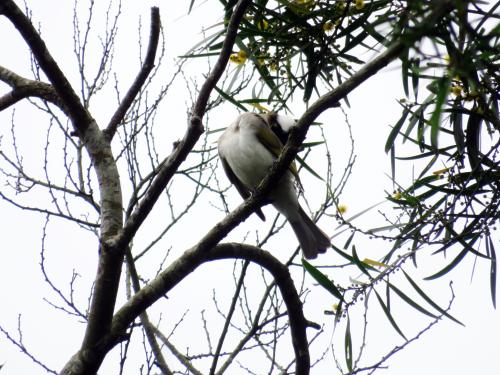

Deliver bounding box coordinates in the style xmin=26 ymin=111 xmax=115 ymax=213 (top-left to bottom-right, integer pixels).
xmin=57 ymin=1 xmax=455 ymax=373
xmin=60 ymin=1 xmax=252 ymax=373
xmin=113 ymin=0 xmax=252 ymax=252
xmin=0 ymin=0 xmax=94 ymax=135
xmin=104 ymin=7 xmax=161 ymax=140
xmin=239 ymin=0 xmax=455 ymax=223
xmin=124 ymin=249 xmax=173 ymax=375
xmin=1 ymin=0 xmax=130 ymax=363
xmin=0 ymin=65 xmax=64 ymax=112
xmin=68 ymin=243 xmax=311 ymax=375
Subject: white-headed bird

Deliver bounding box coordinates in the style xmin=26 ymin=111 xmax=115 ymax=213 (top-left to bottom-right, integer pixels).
xmin=218 ymin=112 xmax=330 ymax=259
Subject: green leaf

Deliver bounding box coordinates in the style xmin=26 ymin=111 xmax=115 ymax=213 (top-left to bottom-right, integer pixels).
xmin=404 ymin=94 xmax=433 ymax=139
xmin=352 ymin=246 xmax=375 ymax=277
xmin=387 ymin=282 xmax=437 ymax=319
xmin=451 ymin=98 xmax=465 ymax=155
xmin=390 ymin=145 xmax=395 ymax=185
xmin=214 ymin=86 xmax=248 ymax=111
xmin=345 ymin=316 xmax=353 ymax=373
xmin=395 ymin=145 xmax=455 ymax=160
xmin=342 ymin=201 xmax=385 ymax=223
xmin=401 ymin=48 xmax=410 ymax=97
xmin=465 ymin=109 xmax=483 ymax=171
xmin=296 ymin=155 xmax=324 ymax=181
xmin=188 ymin=0 xmax=196 ymax=14
xmin=425 ymin=248 xmax=468 ymax=280
xmin=374 ymin=290 xmax=407 ymax=340
xmin=331 ymin=243 xmax=357 ymax=263
xmin=386 ymin=107 xmax=410 ymax=153
xmin=487 ymin=236 xmax=497 ymax=308
xmin=302 ymin=259 xmax=343 ymax=300
xmin=403 ymin=270 xmax=463 ymax=325
xmin=430 ymin=76 xmax=451 ymax=149
xmin=343 ymin=231 xmax=355 ymax=250
xmin=411 ymin=58 xmax=420 ymax=100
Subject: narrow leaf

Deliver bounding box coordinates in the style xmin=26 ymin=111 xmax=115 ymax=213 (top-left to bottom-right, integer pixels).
xmin=411 ymin=58 xmax=420 ymax=100
xmin=430 ymin=77 xmax=451 ymax=149
xmin=487 ymin=236 xmax=497 ymax=308
xmin=374 ymin=290 xmax=407 ymax=340
xmin=387 ymin=282 xmax=437 ymax=319
xmin=214 ymin=86 xmax=248 ymax=111
xmin=401 ymin=48 xmax=409 ymax=97
xmin=188 ymin=0 xmax=196 ymax=13
xmin=390 ymin=145 xmax=396 ymax=186
xmin=451 ymin=98 xmax=465 ymax=155
xmin=385 ymin=107 xmax=410 ymax=153
xmin=345 ymin=317 xmax=353 ymax=373
xmin=425 ymin=248 xmax=468 ymax=280
xmin=352 ymin=246 xmax=375 ymax=276
xmin=302 ymin=259 xmax=343 ymax=300
xmin=341 ymin=201 xmax=385 ymax=224
xmin=343 ymin=231 xmax=355 ymax=250
xmin=296 ymin=155 xmax=324 ymax=181
xmin=403 ymin=270 xmax=463 ymax=325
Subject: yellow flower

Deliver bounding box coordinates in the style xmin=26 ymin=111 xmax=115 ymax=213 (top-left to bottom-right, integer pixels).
xmin=355 ymin=0 xmax=365 ymax=10
xmin=323 ymin=20 xmax=335 ymax=32
xmin=393 ymin=191 xmax=402 ymax=200
xmin=296 ymin=0 xmax=315 ymax=5
xmin=257 ymin=19 xmax=269 ymax=30
xmin=337 ymin=0 xmax=347 ymax=10
xmin=250 ymin=103 xmax=269 ymax=112
xmin=451 ymin=84 xmax=462 ymax=97
xmin=238 ymin=50 xmax=247 ymax=59
xmin=269 ymin=61 xmax=278 ymax=71
xmin=229 ymin=54 xmax=241 ymax=64
xmin=362 ymin=258 xmax=389 ymax=268
xmin=337 ymin=204 xmax=347 ymax=214
xmin=229 ymin=50 xmax=248 ymax=65
xmin=432 ymin=167 xmax=450 ymax=176
xmin=293 ymin=0 xmax=316 ymax=12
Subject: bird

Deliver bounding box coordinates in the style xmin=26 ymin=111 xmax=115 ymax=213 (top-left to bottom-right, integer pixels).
xmin=217 ymin=112 xmax=330 ymax=259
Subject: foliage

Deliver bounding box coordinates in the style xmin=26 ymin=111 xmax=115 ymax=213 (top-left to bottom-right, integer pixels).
xmin=187 ymin=0 xmax=499 ymax=371
xmin=0 ymin=0 xmax=498 ymax=374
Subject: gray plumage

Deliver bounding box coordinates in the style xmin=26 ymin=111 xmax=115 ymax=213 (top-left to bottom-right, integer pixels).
xmin=218 ymin=112 xmax=330 ymax=259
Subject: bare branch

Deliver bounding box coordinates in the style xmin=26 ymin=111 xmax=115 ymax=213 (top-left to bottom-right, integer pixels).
xmin=124 ymin=249 xmax=173 ymax=375
xmin=75 ymin=243 xmax=311 ymax=375
xmin=0 ymin=0 xmax=94 ymax=135
xmin=0 ymin=65 xmax=63 ymax=112
xmin=105 ymin=7 xmax=161 ymax=140
xmin=152 ymin=327 xmax=204 ymax=375
xmin=113 ymin=0 xmax=252 ymax=252
xmin=0 ymin=317 xmax=57 ymax=374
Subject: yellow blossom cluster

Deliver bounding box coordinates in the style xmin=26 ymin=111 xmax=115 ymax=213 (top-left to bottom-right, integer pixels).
xmin=323 ymin=20 xmax=335 ymax=32
xmin=257 ymin=18 xmax=269 ymax=30
xmin=295 ymin=0 xmax=316 ymax=7
xmin=451 ymin=84 xmax=463 ymax=96
xmin=355 ymin=0 xmax=365 ymax=10
xmin=229 ymin=50 xmax=248 ymax=65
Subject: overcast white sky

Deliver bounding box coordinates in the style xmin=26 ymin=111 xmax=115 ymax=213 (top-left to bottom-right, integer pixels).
xmin=0 ymin=1 xmax=498 ymax=374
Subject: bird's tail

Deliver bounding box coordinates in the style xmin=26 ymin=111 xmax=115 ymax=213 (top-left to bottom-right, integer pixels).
xmin=289 ymin=206 xmax=330 ymax=259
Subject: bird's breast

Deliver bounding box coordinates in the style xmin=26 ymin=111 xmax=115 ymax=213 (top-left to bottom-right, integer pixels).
xmin=220 ymin=129 xmax=274 ymax=189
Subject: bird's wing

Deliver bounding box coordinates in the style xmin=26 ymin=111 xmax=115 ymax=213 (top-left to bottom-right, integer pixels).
xmin=255 ymin=114 xmax=299 ymax=178
xmin=220 ymin=154 xmax=266 ymax=221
